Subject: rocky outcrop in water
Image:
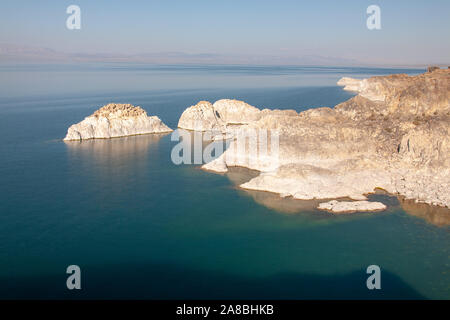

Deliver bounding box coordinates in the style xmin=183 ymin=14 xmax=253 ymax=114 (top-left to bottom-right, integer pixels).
xmin=64 ymin=103 xmax=172 ymax=140
xmin=317 ymin=200 xmax=387 ymax=213
xmin=178 ymin=99 xmax=261 ymax=134
xmin=180 ymin=69 xmax=449 ymax=212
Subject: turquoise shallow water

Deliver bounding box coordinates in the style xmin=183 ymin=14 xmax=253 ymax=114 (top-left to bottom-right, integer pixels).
xmin=0 ymin=65 xmax=448 ymax=299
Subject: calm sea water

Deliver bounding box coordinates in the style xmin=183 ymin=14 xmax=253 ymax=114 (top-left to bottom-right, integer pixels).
xmin=0 ymin=64 xmax=448 ymax=299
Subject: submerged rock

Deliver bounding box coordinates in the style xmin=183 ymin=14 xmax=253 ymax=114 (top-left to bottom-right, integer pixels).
xmin=64 ymin=103 xmax=172 ymax=141
xmin=182 ymin=69 xmax=450 ymax=211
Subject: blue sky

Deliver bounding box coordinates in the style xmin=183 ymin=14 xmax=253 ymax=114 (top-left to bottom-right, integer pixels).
xmin=0 ymin=0 xmax=449 ymax=65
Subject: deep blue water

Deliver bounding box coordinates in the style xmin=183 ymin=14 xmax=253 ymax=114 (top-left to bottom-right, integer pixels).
xmin=0 ymin=64 xmax=448 ymax=299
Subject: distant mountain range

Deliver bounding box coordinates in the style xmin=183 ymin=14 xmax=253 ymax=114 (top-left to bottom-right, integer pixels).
xmin=0 ymin=43 xmax=445 ymax=67
xmin=0 ymin=43 xmax=363 ymax=66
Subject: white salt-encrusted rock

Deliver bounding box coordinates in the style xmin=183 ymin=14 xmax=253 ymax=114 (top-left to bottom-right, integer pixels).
xmin=64 ymin=103 xmax=172 ymax=141
xmin=177 ymin=101 xmax=224 ymax=132
xmin=337 ymin=77 xmax=364 ymax=92
xmin=188 ymin=69 xmax=450 ymax=210
xmin=317 ymin=200 xmax=387 ymax=213
xmin=212 ymin=99 xmax=261 ymax=124
xmin=177 ymin=99 xmax=261 ymax=132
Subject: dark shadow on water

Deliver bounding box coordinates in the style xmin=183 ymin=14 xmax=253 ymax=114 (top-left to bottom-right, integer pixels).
xmin=0 ymin=262 xmax=425 ymax=300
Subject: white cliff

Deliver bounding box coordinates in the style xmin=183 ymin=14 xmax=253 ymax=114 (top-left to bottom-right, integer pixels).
xmin=64 ymin=103 xmax=172 ymax=141
xmin=178 ymin=69 xmax=450 ymax=212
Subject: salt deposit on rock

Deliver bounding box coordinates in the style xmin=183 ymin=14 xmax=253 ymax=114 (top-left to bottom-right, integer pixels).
xmin=178 ymin=99 xmax=262 ymax=133
xmin=317 ymin=200 xmax=387 ymax=213
xmin=64 ymin=103 xmax=172 ymax=141
xmin=176 ymin=69 xmax=449 ymax=211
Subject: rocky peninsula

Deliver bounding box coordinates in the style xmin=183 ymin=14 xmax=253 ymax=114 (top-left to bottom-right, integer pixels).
xmin=64 ymin=103 xmax=172 ymax=140
xmin=179 ymin=68 xmax=450 ymax=212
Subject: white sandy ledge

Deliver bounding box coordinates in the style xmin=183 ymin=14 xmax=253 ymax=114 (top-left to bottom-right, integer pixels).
xmin=317 ymin=200 xmax=387 ymax=214
xmin=203 ymin=157 xmax=391 ymax=213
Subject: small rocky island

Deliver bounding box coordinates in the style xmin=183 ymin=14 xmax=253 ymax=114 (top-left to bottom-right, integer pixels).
xmin=178 ymin=68 xmax=450 ymax=212
xmin=64 ymin=103 xmax=172 ymax=141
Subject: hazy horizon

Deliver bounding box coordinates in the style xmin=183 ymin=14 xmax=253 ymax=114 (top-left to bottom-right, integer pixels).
xmin=1 ymin=0 xmax=449 ymax=67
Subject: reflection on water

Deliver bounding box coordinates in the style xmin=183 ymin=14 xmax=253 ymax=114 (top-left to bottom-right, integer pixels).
xmin=64 ymin=134 xmax=168 ymax=203
xmin=65 ymin=133 xmax=167 ymax=166
xmin=224 ymin=167 xmax=450 ymax=227
xmin=399 ymin=197 xmax=450 ymax=227
xmin=63 ymin=134 xmax=449 ymax=227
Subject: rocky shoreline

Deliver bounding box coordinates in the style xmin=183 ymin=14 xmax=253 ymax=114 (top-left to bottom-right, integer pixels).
xmin=181 ymin=69 xmax=449 ymax=212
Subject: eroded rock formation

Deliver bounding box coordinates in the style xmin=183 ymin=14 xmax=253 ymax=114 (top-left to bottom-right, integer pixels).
xmin=64 ymin=103 xmax=172 ymax=140
xmin=178 ymin=99 xmax=262 ymax=135
xmin=180 ymin=69 xmax=449 ymax=212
